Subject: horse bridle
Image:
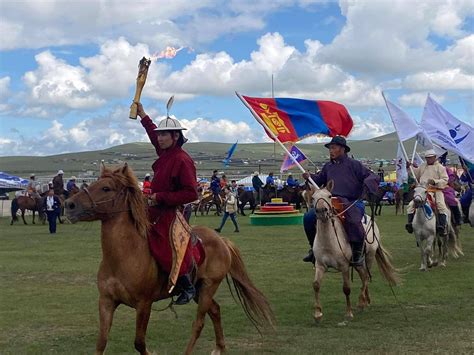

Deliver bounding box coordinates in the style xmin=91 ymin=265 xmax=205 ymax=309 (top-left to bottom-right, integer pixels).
xmin=81 ymin=187 xmax=129 ymax=214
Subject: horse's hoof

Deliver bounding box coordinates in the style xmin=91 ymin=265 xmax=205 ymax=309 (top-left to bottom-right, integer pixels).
xmin=314 ymin=312 xmax=323 ymax=323
xmin=431 ymin=261 xmax=438 ymax=267
xmin=345 ymin=312 xmax=354 ymax=320
xmin=440 ymin=261 xmax=446 ymax=267
xmin=211 ymin=348 xmax=224 ymax=355
xmin=419 ymin=267 xmax=427 ymax=272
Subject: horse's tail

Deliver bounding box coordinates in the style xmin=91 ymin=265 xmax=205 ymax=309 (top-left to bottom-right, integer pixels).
xmin=375 ymin=244 xmax=401 ymax=287
xmin=11 ymin=198 xmax=19 ymax=222
xmin=223 ymin=238 xmax=275 ymax=330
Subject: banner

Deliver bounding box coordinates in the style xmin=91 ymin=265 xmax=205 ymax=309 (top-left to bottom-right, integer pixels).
xmin=223 ymin=141 xmax=238 ymax=167
xmin=384 ymin=96 xmax=423 ymax=142
xmin=396 ymin=143 xmax=408 ymax=185
xmin=241 ymin=95 xmax=353 ymax=143
xmin=421 ymin=95 xmax=474 ymax=162
xmin=280 ymin=145 xmax=307 ymax=172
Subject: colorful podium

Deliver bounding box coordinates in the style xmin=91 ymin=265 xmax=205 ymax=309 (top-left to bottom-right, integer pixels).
xmin=250 ymin=198 xmax=304 ymax=226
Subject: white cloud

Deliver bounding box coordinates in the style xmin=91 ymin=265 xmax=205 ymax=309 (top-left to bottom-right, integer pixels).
xmin=348 ymin=115 xmax=394 ymax=140
xmin=23 ymin=51 xmax=105 ymax=109
xmin=319 ymin=0 xmax=474 ymax=75
xmin=398 ymin=92 xmax=445 ymax=107
xmin=0 ymin=105 xmax=263 ymax=156
xmin=403 ymin=69 xmax=474 ymax=90
xmin=0 ymin=76 xmax=11 ymax=98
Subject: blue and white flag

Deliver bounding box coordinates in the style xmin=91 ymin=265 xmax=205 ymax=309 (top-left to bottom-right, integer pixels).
xmin=280 ymin=144 xmax=307 ymax=172
xmin=421 ymin=95 xmax=474 ymax=162
xmin=223 ymin=141 xmax=238 ymax=167
xmin=396 ymin=143 xmax=408 ymax=185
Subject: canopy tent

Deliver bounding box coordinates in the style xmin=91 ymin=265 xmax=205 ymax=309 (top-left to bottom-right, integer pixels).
xmin=0 ymin=172 xmax=29 ymax=193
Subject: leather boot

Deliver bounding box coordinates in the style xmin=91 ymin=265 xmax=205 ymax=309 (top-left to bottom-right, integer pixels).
xmin=462 ymin=206 xmax=469 ymax=223
xmin=437 ymin=213 xmax=448 ymax=234
xmin=303 ymin=249 xmax=315 ymax=263
xmin=350 ymin=241 xmax=365 ymax=267
xmin=175 ymin=274 xmax=196 ymax=305
xmin=405 ymin=213 xmax=414 ymax=234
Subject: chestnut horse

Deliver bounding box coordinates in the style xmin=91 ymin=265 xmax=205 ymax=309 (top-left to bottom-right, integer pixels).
xmin=10 ymin=195 xmax=45 ymax=225
xmin=64 ymin=165 xmax=274 ymax=355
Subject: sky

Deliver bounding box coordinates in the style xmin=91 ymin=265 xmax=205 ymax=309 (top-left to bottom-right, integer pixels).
xmin=0 ymin=0 xmax=473 ymax=156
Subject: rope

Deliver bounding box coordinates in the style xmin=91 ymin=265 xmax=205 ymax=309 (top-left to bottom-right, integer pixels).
xmin=152 ymin=298 xmax=178 ymax=319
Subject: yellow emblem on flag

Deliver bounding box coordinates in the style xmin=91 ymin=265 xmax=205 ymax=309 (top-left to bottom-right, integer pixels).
xmin=259 ymin=103 xmax=290 ymax=136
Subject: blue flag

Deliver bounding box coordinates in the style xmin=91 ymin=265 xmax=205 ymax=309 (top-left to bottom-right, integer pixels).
xmin=223 ymin=141 xmax=238 ymax=167
xmin=280 ymin=145 xmax=307 ymax=172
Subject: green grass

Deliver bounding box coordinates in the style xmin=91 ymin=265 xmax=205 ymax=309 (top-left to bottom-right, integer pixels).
xmin=1 ymin=206 xmax=473 ymax=354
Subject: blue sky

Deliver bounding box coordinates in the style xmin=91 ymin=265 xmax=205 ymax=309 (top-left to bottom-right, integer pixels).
xmin=0 ymin=0 xmax=473 ymax=156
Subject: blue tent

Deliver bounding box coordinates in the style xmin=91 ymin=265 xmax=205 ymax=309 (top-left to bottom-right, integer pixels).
xmin=0 ymin=172 xmax=29 ymax=193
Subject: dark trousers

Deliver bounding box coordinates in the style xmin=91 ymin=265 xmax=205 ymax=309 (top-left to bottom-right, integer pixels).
xmin=303 ymin=199 xmax=365 ymax=247
xmin=218 ymin=212 xmax=239 ymax=231
xmin=46 ymin=210 xmax=58 ymax=233
xmin=460 ymin=188 xmax=472 ymax=209
xmin=449 ymin=205 xmax=462 ymax=226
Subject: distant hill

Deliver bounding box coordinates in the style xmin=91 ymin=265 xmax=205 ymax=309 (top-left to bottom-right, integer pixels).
xmin=0 ymin=132 xmax=417 ymax=178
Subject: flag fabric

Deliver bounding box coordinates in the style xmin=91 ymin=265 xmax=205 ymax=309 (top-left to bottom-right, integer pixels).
xmin=413 ymin=152 xmax=424 ymax=167
xmin=223 ymin=141 xmax=238 ymax=167
xmin=421 ymin=95 xmax=474 ymax=162
xmin=241 ymin=95 xmax=353 ymax=143
xmin=383 ymin=95 xmax=423 ymax=142
xmin=280 ymin=145 xmax=307 ymax=173
xmin=396 ymin=143 xmax=408 ymax=185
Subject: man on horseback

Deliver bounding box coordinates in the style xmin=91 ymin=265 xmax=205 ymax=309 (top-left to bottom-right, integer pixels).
xmin=27 ymin=174 xmax=40 ymax=199
xmin=138 ymin=103 xmax=199 ymax=305
xmin=406 ymin=150 xmax=449 ymax=234
xmin=252 ymin=171 xmax=264 ymax=204
xmin=302 ymin=136 xmax=379 ymax=266
xmin=53 ymin=170 xmax=65 ymax=197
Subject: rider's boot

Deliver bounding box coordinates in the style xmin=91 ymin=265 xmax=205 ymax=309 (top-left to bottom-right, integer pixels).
xmin=175 ymin=274 xmax=196 ymax=305
xmin=437 ymin=213 xmax=448 ymax=234
xmin=349 ymin=241 xmax=365 ymax=267
xmin=303 ymin=249 xmax=315 ymax=263
xmin=462 ymin=206 xmax=469 ymax=223
xmin=405 ymin=213 xmax=414 ymax=234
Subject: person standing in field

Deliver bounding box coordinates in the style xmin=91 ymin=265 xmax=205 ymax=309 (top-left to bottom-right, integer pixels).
xmin=43 ymin=188 xmax=61 ymax=234
xmin=215 ymin=187 xmax=240 ymax=233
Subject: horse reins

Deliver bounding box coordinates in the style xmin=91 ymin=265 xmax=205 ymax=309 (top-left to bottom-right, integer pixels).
xmin=81 ymin=187 xmax=130 ymax=215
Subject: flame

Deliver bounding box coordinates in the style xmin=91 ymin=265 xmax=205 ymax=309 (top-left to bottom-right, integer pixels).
xmin=152 ymin=46 xmax=187 ymax=60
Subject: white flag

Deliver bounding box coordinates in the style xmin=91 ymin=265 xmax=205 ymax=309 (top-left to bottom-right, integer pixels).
xmin=396 ymin=143 xmax=408 ymax=185
xmin=413 ymin=152 xmax=424 ymax=167
xmin=421 ymin=95 xmax=474 ymax=162
xmin=384 ymin=94 xmax=422 ymax=142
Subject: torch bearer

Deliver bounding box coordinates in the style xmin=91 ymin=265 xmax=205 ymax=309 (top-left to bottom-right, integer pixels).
xmin=129 ymin=57 xmax=152 ymax=119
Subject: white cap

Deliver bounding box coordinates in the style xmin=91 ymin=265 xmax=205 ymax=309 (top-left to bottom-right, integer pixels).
xmin=153 ymin=117 xmax=187 ymax=131
xmin=145 ymin=173 xmax=151 ymax=177
xmin=70 ymin=176 xmax=77 ymax=180
xmin=58 ymin=170 xmax=64 ymax=174
xmin=253 ymin=171 xmax=259 ymax=176
xmin=30 ymin=173 xmax=35 ymax=177
xmin=424 ymin=149 xmax=437 ymax=158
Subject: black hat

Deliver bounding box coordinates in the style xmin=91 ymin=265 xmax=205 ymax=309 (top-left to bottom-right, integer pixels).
xmin=324 ymin=135 xmax=350 ymax=152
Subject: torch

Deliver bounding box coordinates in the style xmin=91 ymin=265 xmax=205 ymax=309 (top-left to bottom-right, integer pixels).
xmin=129 ymin=57 xmax=152 ymax=119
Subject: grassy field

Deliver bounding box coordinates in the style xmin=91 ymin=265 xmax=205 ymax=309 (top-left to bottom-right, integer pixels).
xmin=1 ymin=206 xmax=473 ymax=354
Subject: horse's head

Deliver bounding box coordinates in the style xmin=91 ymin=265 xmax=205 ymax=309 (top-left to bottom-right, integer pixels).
xmin=65 ymin=164 xmax=149 ymax=237
xmin=313 ymin=180 xmax=333 ymax=222
xmin=413 ymin=184 xmax=428 ymax=208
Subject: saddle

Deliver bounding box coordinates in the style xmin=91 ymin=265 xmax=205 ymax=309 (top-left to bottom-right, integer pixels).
xmin=426 ymin=193 xmax=437 ymax=214
xmin=331 ymin=197 xmax=346 ymax=221
xmin=168 ymin=211 xmax=205 ymax=293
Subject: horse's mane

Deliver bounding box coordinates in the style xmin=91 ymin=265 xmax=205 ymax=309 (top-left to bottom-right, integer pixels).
xmin=100 ymin=165 xmax=150 ymax=238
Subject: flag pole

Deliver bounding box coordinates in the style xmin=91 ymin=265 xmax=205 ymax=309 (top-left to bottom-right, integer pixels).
xmin=236 ymin=91 xmax=319 ymax=189
xmin=382 ymin=92 xmax=419 ymax=184
xmin=410 ymin=140 xmax=418 ymax=164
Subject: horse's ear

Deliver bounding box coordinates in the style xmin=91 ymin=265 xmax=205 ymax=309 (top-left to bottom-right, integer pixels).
xmin=100 ymin=161 xmax=108 ymax=177
xmin=326 ymin=179 xmax=334 ymax=193
xmin=121 ymin=163 xmax=128 ymax=175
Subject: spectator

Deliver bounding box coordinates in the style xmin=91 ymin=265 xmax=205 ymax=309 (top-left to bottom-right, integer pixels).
xmin=220 ymin=174 xmax=228 ymax=188
xmin=287 ymin=173 xmax=298 ymax=187
xmin=66 ymin=176 xmax=77 ymax=193
xmin=142 ymin=173 xmax=152 ymax=196
xmin=43 ymin=188 xmax=61 ymax=234
xmin=215 ymin=187 xmax=239 ymax=233
xmin=266 ymin=172 xmax=275 ymax=186
xmin=252 ymin=171 xmax=264 ymax=204
xmin=210 ymin=170 xmax=221 ymax=197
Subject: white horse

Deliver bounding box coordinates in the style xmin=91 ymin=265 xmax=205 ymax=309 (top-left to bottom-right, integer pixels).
xmin=311 ymin=181 xmax=399 ymax=321
xmin=412 ymin=186 xmax=437 ymax=271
